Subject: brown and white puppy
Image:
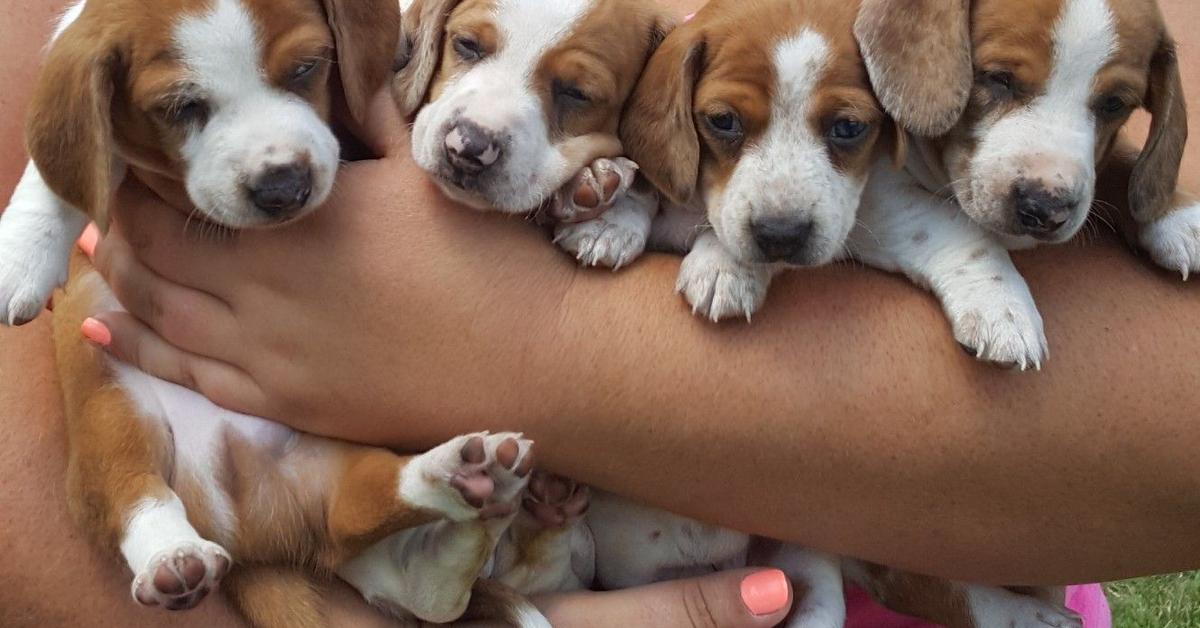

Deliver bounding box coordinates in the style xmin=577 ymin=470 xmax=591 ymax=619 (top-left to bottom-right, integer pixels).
xmin=393 ymin=0 xmax=669 ymax=269
xmin=495 ymin=2 xmax=1084 ymax=627
xmin=621 ymin=0 xmax=904 ymax=322
xmin=0 ymin=1 xmax=544 ymax=627
xmin=843 ymin=0 xmax=1194 ymax=367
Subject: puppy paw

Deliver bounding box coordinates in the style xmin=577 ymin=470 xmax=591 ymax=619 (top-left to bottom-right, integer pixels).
xmin=946 ymin=281 xmax=1048 ymax=370
xmin=967 ymin=588 xmax=1083 ymax=628
xmin=677 ymin=246 xmax=771 ymax=322
xmin=404 ymin=432 xmax=534 ymax=522
xmin=131 ymin=541 xmax=231 ymax=611
xmin=0 ymin=231 xmax=67 ymax=326
xmin=549 ymin=157 xmax=638 ymax=224
xmin=1140 ymin=202 xmax=1200 ymax=280
xmin=554 ymin=210 xmax=649 ymax=269
xmin=522 ymin=471 xmax=589 ymax=529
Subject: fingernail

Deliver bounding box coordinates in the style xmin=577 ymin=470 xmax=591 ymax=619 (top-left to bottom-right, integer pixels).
xmin=81 ymin=317 xmax=112 ymax=347
xmin=77 ymin=223 xmax=100 ymax=259
xmin=740 ymin=569 xmax=789 ymax=617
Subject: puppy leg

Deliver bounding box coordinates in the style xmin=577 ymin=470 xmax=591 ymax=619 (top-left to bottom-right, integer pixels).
xmin=676 ymin=231 xmax=774 ymax=322
xmin=492 ymin=471 xmax=594 ymax=594
xmin=554 ymin=167 xmax=659 ymax=269
xmin=1138 ymin=190 xmax=1200 ymax=280
xmin=335 ymin=433 xmax=534 ymax=624
xmin=0 ymin=163 xmax=90 ymax=325
xmin=751 ymin=541 xmax=844 ymax=628
xmin=549 ymin=157 xmax=640 ymax=224
xmin=852 ymin=165 xmax=1048 ymax=369
xmin=66 ymin=386 xmax=231 ymax=611
xmin=845 ymin=561 xmax=1082 ymax=628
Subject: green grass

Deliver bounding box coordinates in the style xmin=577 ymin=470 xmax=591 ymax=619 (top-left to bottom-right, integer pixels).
xmin=1106 ymin=572 xmax=1200 ymax=627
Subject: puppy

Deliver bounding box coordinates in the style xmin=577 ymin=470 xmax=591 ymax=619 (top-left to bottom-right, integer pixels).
xmin=393 ymin=0 xmax=669 ymax=269
xmin=1 ymin=1 xmax=543 ymax=626
xmin=843 ymin=0 xmax=1195 ymax=367
xmin=488 ymin=2 xmax=1086 ymax=627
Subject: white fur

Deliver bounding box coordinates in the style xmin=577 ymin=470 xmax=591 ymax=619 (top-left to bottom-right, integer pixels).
xmin=119 ymin=495 xmax=232 ymax=605
xmin=676 ymin=231 xmax=774 ymax=322
xmin=713 ymin=30 xmax=859 ymax=267
xmin=1139 ymin=201 xmax=1200 ymax=280
xmin=0 ymin=163 xmax=90 ymax=324
xmin=965 ymin=586 xmax=1083 ymax=628
xmin=410 ymin=0 xmax=598 ymax=212
xmin=173 ymin=0 xmax=339 ymax=227
xmin=849 ymin=161 xmax=1048 ymax=369
xmin=554 ymin=190 xmax=657 ymax=269
xmin=953 ymin=0 xmax=1116 ymax=240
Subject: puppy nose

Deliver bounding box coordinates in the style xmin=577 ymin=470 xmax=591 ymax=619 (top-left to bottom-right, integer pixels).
xmin=249 ymin=164 xmax=312 ymax=217
xmin=751 ymin=216 xmax=814 ymax=263
xmin=445 ymin=121 xmax=502 ymax=174
xmin=1012 ymin=180 xmax=1073 ymax=235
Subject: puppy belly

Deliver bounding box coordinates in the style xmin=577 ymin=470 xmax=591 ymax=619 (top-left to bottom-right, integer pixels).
xmin=588 ymin=490 xmax=750 ymax=590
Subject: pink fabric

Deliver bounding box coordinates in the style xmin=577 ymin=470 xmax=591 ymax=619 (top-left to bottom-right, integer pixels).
xmin=843 ymin=584 xmax=1111 ymax=628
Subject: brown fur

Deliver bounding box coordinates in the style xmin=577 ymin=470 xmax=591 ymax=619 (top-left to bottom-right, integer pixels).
xmin=855 ymin=0 xmax=973 ymax=137
xmin=25 ymin=0 xmax=397 ymax=228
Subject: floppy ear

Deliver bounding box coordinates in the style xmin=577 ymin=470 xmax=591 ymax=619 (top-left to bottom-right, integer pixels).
xmin=321 ymin=0 xmax=401 ymax=128
xmin=392 ymin=0 xmax=462 ymax=116
xmin=886 ymin=119 xmax=909 ymax=169
xmin=619 ymin=23 xmax=704 ymax=206
xmin=25 ymin=20 xmax=117 ymax=228
xmin=855 ymin=0 xmax=972 ymax=137
xmin=1129 ymin=36 xmax=1188 ymax=223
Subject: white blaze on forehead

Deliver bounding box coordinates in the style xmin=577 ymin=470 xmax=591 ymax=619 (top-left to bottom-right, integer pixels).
xmin=174 ymin=0 xmax=266 ymax=101
xmin=713 ymin=29 xmax=862 ymax=264
xmin=490 ymin=0 xmax=591 ymax=85
xmin=1045 ymin=0 xmax=1118 ymax=110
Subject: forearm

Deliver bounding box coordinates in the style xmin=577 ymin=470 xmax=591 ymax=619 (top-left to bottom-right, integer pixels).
xmin=525 ymin=240 xmax=1200 ymax=586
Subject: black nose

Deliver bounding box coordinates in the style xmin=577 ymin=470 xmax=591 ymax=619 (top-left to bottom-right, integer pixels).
xmin=249 ymin=164 xmax=312 ymax=217
xmin=751 ymin=216 xmax=814 ymax=263
xmin=445 ymin=121 xmax=502 ymax=174
xmin=1012 ymin=180 xmax=1074 ymax=235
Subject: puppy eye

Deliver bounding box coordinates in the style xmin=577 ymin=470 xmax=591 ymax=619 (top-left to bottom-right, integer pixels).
xmin=704 ymin=111 xmax=743 ymax=141
xmin=453 ymin=36 xmax=484 ymax=62
xmin=829 ymin=119 xmax=869 ymax=146
xmin=1095 ymin=95 xmax=1130 ymax=118
xmin=163 ymin=98 xmax=210 ymax=127
xmin=553 ymin=80 xmax=590 ymax=106
xmin=980 ymin=70 xmax=1017 ymax=98
xmin=290 ymin=60 xmax=320 ymax=83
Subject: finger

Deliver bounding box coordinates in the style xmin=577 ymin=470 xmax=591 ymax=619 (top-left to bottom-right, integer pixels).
xmin=536 ymin=569 xmax=793 ymax=628
xmin=82 ymin=314 xmax=271 ymax=418
xmin=108 ymin=180 xmax=241 ymax=289
xmin=77 ymin=222 xmax=100 ymax=259
xmin=93 ymin=227 xmax=242 ymax=361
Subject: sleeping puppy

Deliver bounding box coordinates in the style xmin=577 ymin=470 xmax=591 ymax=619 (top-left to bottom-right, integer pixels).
xmin=843 ymin=0 xmax=1195 ymax=367
xmin=393 ymin=0 xmax=669 ymax=269
xmin=489 ymin=2 xmax=1085 ymax=627
xmin=0 ymin=1 xmax=543 ymax=627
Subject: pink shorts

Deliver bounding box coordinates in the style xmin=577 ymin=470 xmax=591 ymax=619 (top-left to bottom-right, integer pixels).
xmin=845 ymin=583 xmax=1110 ymax=627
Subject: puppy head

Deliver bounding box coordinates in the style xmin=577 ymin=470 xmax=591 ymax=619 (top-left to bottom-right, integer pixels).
xmin=622 ymin=0 xmax=898 ymax=267
xmin=25 ymin=0 xmax=398 ymax=230
xmin=861 ymin=0 xmax=1187 ymax=242
xmin=395 ymin=0 xmax=671 ymax=213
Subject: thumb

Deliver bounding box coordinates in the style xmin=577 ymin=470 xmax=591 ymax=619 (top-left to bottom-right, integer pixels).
xmin=536 ymin=568 xmax=793 ymax=628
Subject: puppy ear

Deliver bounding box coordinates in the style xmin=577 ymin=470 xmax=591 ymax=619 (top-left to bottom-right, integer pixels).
xmin=1129 ymin=35 xmax=1188 ymax=223
xmin=619 ymin=23 xmax=704 ymax=206
xmin=321 ymin=0 xmax=402 ymax=128
xmin=855 ymin=0 xmax=972 ymax=137
xmin=887 ymin=119 xmax=909 ymax=169
xmin=25 ymin=18 xmax=116 ymax=228
xmin=393 ymin=0 xmax=461 ymax=116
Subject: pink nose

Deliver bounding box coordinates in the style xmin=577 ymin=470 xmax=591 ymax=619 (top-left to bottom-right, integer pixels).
xmin=445 ymin=121 xmax=502 ymax=173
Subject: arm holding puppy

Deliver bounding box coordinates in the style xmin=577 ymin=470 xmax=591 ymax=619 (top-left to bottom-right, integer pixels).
xmin=90 ymin=0 xmax=1200 ymax=587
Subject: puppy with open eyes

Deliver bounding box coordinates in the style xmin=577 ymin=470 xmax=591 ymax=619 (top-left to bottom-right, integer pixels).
xmin=0 ymin=1 xmax=546 ymax=627
xmin=844 ymin=0 xmax=1195 ymax=368
xmin=392 ymin=0 xmax=670 ymax=270
xmin=476 ymin=1 xmax=1088 ymax=627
